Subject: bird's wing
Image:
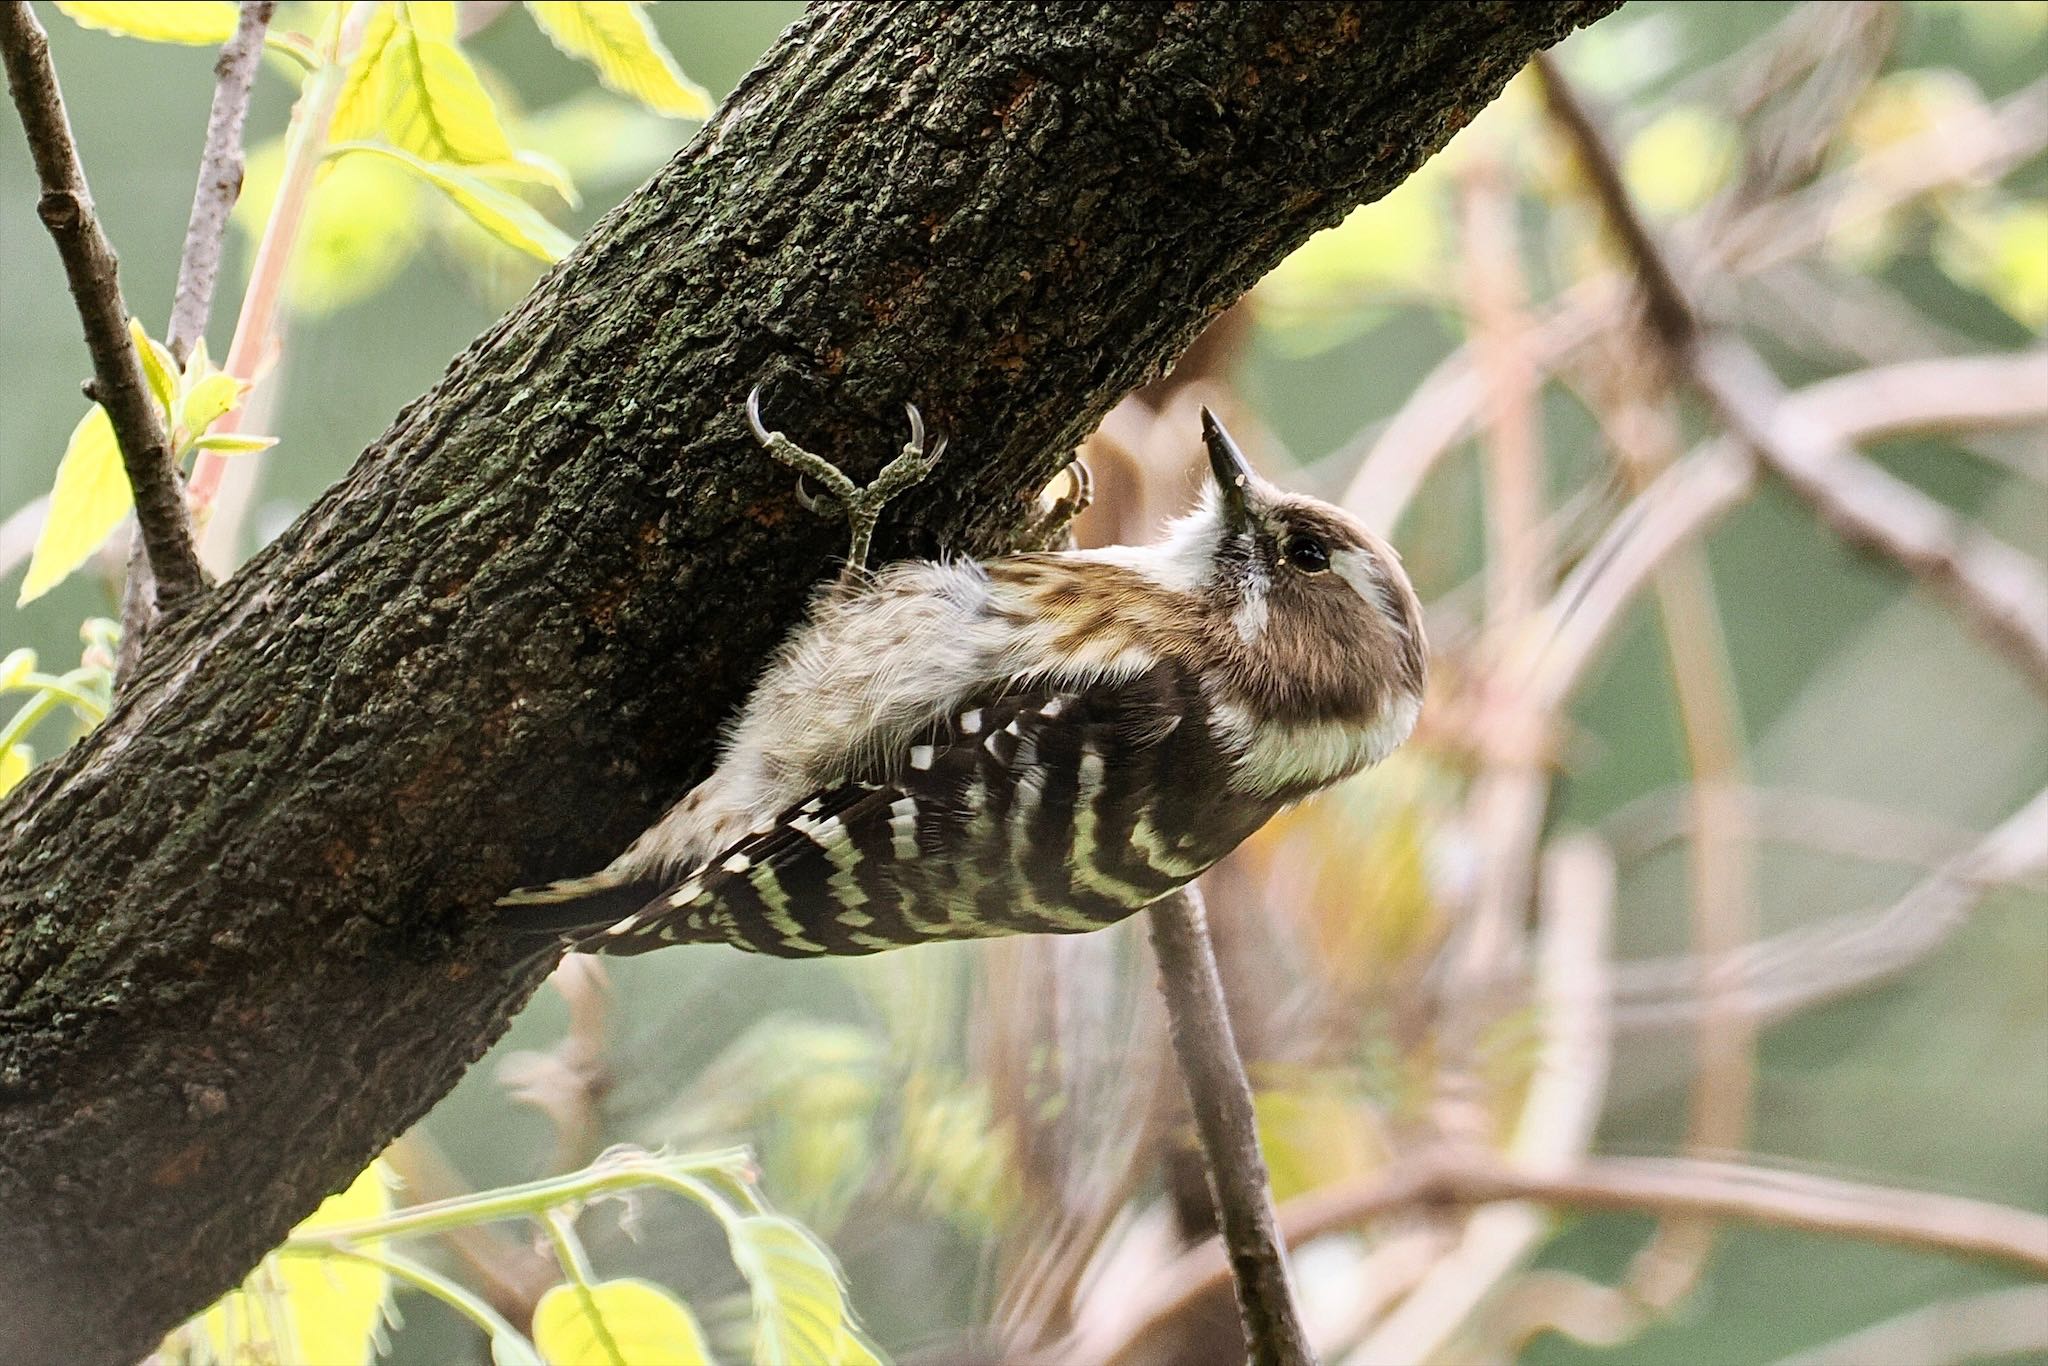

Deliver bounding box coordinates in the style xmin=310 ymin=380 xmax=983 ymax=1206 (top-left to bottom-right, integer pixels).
xmin=510 ymin=668 xmax=1216 ymax=958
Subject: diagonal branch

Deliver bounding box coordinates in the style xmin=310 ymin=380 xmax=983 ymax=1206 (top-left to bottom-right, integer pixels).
xmin=0 ymin=0 xmax=207 ymax=612
xmin=1531 ymin=53 xmax=2048 ymax=698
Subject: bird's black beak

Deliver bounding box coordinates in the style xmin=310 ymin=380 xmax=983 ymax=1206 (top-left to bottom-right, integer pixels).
xmin=1201 ymin=407 xmax=1256 ymax=532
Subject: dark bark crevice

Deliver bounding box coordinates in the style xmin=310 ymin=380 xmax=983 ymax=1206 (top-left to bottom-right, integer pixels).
xmin=0 ymin=2 xmax=1616 ymax=1357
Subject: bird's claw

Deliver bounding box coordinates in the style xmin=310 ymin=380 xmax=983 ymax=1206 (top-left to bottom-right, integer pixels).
xmin=745 ymin=385 xmax=945 ymax=580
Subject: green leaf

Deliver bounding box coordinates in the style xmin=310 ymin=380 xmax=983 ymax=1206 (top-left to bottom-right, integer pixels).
xmin=532 ymin=1278 xmax=714 ymax=1366
xmin=491 ymin=1331 xmax=548 ymax=1366
xmin=1938 ymin=197 xmax=2048 ymax=330
xmin=265 ymin=28 xmax=321 ymax=73
xmin=0 ymin=744 xmax=32 ymax=799
xmin=0 ymin=649 xmax=38 ymax=691
xmin=129 ymin=318 xmax=176 ymax=413
xmin=54 ymin=0 xmax=237 ymax=44
xmin=1622 ymin=105 xmax=1737 ymax=216
xmin=177 ymin=1161 xmax=394 ymax=1365
xmin=381 ymin=5 xmax=518 ymax=164
xmin=332 ymin=2 xmax=518 ymax=166
xmin=726 ymin=1215 xmax=881 ymax=1366
xmin=238 ymin=135 xmax=426 ymax=315
xmin=330 ymin=142 xmax=575 ymax=262
xmin=525 ymin=2 xmax=713 ymax=119
xmin=179 ymin=371 xmax=248 ymax=440
xmin=18 ymin=406 xmax=131 ymax=607
xmin=330 ymin=3 xmax=401 ymax=143
xmin=190 ymin=433 xmax=280 ymax=456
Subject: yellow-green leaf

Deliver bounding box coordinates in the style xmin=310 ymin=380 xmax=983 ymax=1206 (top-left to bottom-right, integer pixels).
xmin=178 ymin=1161 xmax=394 ymax=1366
xmin=404 ymin=0 xmax=460 ymax=40
xmin=19 ymin=407 xmax=130 ymax=607
xmin=331 ymin=142 xmax=574 ymax=261
xmin=180 ymin=335 xmax=212 ymax=386
xmin=0 ymin=744 xmax=32 ymax=799
xmin=1623 ymin=105 xmax=1737 ymax=217
xmin=191 ymin=433 xmax=280 ymax=456
xmin=54 ymin=0 xmax=236 ymax=44
xmin=532 ymin=1278 xmax=713 ymax=1366
xmin=480 ymin=150 xmax=582 ymax=208
xmin=1938 ymin=198 xmax=2048 ymax=329
xmin=180 ymin=371 xmax=248 ymax=439
xmin=381 ymin=8 xmax=517 ymax=164
xmin=238 ymin=135 xmax=426 ymax=314
xmin=0 ymin=650 xmax=36 ymax=691
xmin=727 ymin=1215 xmax=880 ymax=1366
xmin=129 ymin=318 xmax=176 ymax=413
xmin=330 ymin=3 xmax=401 ymax=143
xmin=525 ymin=2 xmax=712 ymax=119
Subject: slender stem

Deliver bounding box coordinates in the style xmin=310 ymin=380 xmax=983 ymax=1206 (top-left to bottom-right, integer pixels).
xmin=1145 ymin=885 xmax=1313 ymax=1366
xmin=280 ymin=1243 xmax=532 ymax=1347
xmin=168 ymin=1 xmax=276 ymax=361
xmin=298 ymin=1148 xmax=754 ymax=1243
xmin=191 ymin=0 xmax=368 ymax=532
xmin=119 ymin=0 xmax=276 ymax=678
xmin=0 ymin=0 xmax=207 ymax=610
xmin=1088 ymin=1148 xmax=2048 ymax=1359
xmin=542 ymin=1208 xmax=625 ymax=1361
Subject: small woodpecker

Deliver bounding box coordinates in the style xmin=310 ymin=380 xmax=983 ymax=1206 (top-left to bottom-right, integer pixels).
xmin=500 ymin=393 xmax=1427 ymax=957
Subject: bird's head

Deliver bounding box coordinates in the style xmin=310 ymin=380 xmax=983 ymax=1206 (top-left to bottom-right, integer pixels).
xmin=1140 ymin=409 xmax=1428 ymax=793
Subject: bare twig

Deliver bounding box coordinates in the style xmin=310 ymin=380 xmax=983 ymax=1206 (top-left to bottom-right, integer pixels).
xmin=1081 ymin=1136 xmax=2048 ymax=1361
xmin=118 ymin=0 xmax=275 ymax=679
xmin=1533 ymin=54 xmax=2048 ymax=698
xmin=1538 ymin=349 xmax=2048 ymax=709
xmin=1614 ymin=784 xmax=2048 ymax=1031
xmin=1579 ymin=348 xmax=1759 ymax=1321
xmin=496 ymin=955 xmax=614 ymax=1174
xmin=169 ymin=1 xmax=274 ymax=361
xmin=1145 ymin=885 xmax=1312 ymax=1366
xmin=1353 ymin=836 xmax=1617 ymax=1364
xmin=0 ymin=1 xmax=207 ymax=612
xmin=1699 ymin=341 xmax=2048 ymax=696
xmin=1604 ymin=783 xmax=2015 ymax=876
xmin=1774 ymin=1285 xmax=2048 ymax=1366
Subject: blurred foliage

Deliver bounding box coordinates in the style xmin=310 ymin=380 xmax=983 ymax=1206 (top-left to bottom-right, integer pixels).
xmin=3 ymin=1 xmax=2046 ymax=1363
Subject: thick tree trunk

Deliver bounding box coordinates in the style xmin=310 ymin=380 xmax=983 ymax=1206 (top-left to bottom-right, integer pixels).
xmin=0 ymin=2 xmax=1614 ymax=1357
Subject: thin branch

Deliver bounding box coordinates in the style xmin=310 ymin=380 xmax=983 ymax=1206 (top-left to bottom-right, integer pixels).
xmin=1144 ymin=885 xmax=1312 ymax=1366
xmin=1699 ymin=340 xmax=2048 ymax=696
xmin=1536 ymin=349 xmax=2048 ymax=712
xmin=1774 ymin=1285 xmax=2048 ymax=1366
xmin=1532 ymin=53 xmax=2048 ymax=698
xmin=1078 ymin=1137 xmax=2048 ymax=1365
xmin=1577 ymin=345 xmax=1758 ymax=1320
xmin=120 ymin=0 xmax=274 ymax=680
xmin=1613 ymin=784 xmax=2048 ymax=1031
xmin=1352 ymin=836 xmax=1617 ymax=1364
xmin=0 ymin=1 xmax=207 ymax=611
xmin=168 ymin=1 xmax=274 ymax=361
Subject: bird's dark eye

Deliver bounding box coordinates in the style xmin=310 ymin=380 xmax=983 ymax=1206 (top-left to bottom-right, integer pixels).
xmin=1283 ymin=534 xmax=1329 ymax=573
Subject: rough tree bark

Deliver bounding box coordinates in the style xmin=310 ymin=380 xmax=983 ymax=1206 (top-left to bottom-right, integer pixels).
xmin=0 ymin=2 xmax=1614 ymax=1358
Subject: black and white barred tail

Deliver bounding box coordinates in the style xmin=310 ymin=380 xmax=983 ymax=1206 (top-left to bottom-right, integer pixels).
xmin=499 ymin=663 xmax=1281 ymax=958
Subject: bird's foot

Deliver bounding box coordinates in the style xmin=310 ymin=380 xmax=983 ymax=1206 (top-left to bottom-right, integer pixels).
xmin=746 ymin=386 xmax=946 ymax=581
